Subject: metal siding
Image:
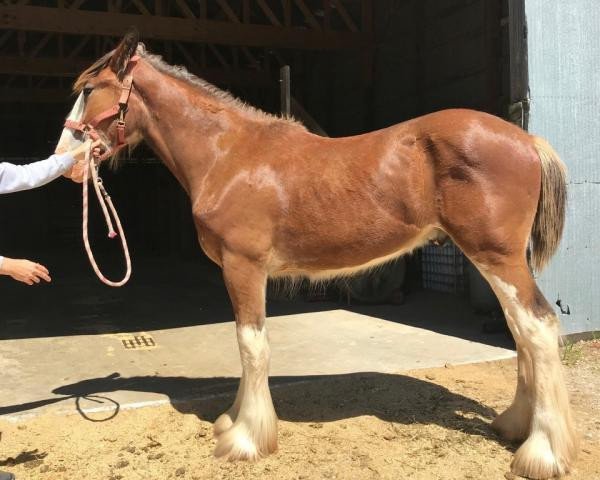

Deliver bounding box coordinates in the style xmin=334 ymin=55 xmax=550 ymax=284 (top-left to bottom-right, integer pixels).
xmin=526 ymin=0 xmax=600 ymax=334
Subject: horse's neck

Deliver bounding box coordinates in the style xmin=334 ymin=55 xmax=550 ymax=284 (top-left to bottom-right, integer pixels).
xmin=138 ymin=69 xmax=245 ymax=196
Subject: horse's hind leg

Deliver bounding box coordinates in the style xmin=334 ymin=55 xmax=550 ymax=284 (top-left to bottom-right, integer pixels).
xmin=212 ymin=252 xmax=278 ymax=461
xmin=473 ymin=259 xmax=577 ymax=479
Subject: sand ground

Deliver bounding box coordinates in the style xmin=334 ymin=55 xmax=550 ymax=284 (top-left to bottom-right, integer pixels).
xmin=1 ymin=340 xmax=599 ymax=480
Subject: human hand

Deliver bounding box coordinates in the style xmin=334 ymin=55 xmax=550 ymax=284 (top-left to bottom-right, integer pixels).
xmin=63 ymin=139 xmax=103 ymax=183
xmin=0 ymin=258 xmax=51 ymax=285
xmin=70 ymin=139 xmax=102 ymax=163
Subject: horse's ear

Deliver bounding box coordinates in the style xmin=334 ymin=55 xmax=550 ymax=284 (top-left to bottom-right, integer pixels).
xmin=109 ymin=28 xmax=139 ymax=79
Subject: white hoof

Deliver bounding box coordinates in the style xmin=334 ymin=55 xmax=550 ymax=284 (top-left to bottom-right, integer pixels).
xmin=214 ymin=423 xmax=275 ymax=461
xmin=511 ymin=432 xmax=574 ymax=479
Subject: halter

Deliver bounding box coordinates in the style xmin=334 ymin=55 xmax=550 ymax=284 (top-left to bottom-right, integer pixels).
xmin=64 ymin=55 xmax=139 ymax=162
xmin=62 ymin=55 xmax=140 ymax=287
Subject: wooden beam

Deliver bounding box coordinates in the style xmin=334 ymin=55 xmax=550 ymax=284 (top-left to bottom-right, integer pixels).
xmin=29 ymin=33 xmax=52 ymax=58
xmin=293 ymin=0 xmax=321 ymax=30
xmin=131 ymin=0 xmax=151 ymax=15
xmin=208 ymin=44 xmax=230 ymax=69
xmin=216 ymin=0 xmax=240 ymax=23
xmin=331 ymin=0 xmax=358 ymax=32
xmin=69 ymin=0 xmax=87 ymax=10
xmin=257 ymin=0 xmax=282 ymax=27
xmin=0 ymin=55 xmax=274 ymax=87
xmin=154 ymin=0 xmax=165 ymax=16
xmin=174 ymin=42 xmax=200 ymax=71
xmin=67 ymin=35 xmax=91 ymax=59
xmin=211 ymin=2 xmax=259 ymax=68
xmin=291 ymin=97 xmax=327 ymax=136
xmin=0 ymin=4 xmax=371 ymax=50
xmin=173 ymin=0 xmax=195 ymax=19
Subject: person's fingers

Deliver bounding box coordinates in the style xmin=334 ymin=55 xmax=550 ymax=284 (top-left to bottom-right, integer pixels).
xmin=35 ymin=267 xmax=51 ymax=281
xmin=31 ymin=274 xmax=40 ymax=284
xmin=38 ymin=271 xmax=52 ymax=283
xmin=36 ymin=264 xmax=50 ymax=276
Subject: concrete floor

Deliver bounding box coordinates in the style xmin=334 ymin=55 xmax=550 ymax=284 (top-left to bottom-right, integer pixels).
xmin=0 ymin=256 xmax=515 ymax=421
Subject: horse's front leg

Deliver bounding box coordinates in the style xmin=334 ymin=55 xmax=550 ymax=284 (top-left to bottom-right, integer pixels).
xmin=213 ymin=251 xmax=278 ymax=461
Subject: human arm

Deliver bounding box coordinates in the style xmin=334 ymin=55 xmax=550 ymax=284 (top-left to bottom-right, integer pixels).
xmin=0 ymin=140 xmax=100 ymax=193
xmin=0 ymin=153 xmax=76 ymax=194
xmin=0 ymin=257 xmax=51 ymax=285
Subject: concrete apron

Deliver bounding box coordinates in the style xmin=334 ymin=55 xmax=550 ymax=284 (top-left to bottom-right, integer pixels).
xmin=0 ymin=309 xmax=515 ymax=421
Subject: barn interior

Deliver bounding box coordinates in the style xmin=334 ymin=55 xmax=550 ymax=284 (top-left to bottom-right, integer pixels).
xmin=0 ymin=0 xmax=518 ymax=347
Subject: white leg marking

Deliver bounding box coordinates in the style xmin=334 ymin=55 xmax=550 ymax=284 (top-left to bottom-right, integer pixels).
xmin=214 ymin=325 xmax=278 ymax=461
xmin=487 ymin=275 xmax=578 ymax=479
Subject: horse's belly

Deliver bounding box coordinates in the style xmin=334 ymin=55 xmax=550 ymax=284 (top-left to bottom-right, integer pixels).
xmin=271 ymin=224 xmax=439 ymax=280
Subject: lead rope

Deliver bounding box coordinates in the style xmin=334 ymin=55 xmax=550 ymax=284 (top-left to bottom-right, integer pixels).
xmin=82 ymin=145 xmax=132 ymax=287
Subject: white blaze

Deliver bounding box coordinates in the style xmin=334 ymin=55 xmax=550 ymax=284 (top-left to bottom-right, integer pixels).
xmin=55 ymin=92 xmax=86 ymax=154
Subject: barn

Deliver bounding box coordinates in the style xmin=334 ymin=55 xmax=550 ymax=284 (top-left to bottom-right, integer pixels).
xmin=0 ymin=0 xmax=522 ymax=331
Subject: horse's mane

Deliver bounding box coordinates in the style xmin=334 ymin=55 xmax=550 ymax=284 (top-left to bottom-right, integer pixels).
xmin=74 ymin=43 xmax=304 ymax=128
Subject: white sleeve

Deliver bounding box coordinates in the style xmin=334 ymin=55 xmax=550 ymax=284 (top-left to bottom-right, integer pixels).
xmin=0 ymin=153 xmax=76 ymax=194
xmin=0 ymin=256 xmax=4 ymax=269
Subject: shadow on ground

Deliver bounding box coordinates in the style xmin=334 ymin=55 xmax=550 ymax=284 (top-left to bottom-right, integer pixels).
xmin=0 ymin=371 xmax=510 ymax=450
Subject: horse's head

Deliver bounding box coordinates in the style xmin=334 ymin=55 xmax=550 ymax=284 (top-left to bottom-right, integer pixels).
xmin=56 ymin=30 xmax=145 ymax=182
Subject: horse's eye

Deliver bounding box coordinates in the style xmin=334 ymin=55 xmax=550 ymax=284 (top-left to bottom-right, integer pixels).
xmin=83 ymin=86 xmax=94 ymax=98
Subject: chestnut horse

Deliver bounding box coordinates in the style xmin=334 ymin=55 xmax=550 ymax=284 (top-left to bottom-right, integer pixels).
xmin=56 ymin=32 xmax=576 ymax=479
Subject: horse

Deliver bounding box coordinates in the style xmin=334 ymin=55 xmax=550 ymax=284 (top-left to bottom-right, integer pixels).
xmin=55 ymin=31 xmax=577 ymax=479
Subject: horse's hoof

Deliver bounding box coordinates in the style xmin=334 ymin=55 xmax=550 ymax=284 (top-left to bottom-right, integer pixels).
xmin=213 ymin=412 xmax=235 ymax=437
xmin=511 ymin=433 xmax=572 ymax=479
xmin=213 ymin=423 xmax=278 ymax=462
xmin=491 ymin=406 xmax=530 ymax=442
xmin=214 ymin=425 xmax=260 ymax=461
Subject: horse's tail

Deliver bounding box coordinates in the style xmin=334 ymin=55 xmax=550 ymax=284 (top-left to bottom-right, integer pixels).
xmin=530 ymin=135 xmax=568 ymax=273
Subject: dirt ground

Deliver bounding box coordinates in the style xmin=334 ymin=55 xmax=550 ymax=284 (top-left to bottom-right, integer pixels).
xmin=1 ymin=340 xmax=599 ymax=480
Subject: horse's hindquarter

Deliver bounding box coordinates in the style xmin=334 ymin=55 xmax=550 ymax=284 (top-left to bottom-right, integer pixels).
xmin=419 ymin=109 xmax=542 ymax=261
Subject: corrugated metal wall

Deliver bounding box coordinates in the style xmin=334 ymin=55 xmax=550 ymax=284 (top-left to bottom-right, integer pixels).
xmin=526 ymin=0 xmax=600 ymax=334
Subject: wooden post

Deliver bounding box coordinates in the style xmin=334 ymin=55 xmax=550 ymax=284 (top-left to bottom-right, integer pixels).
xmin=507 ymin=0 xmax=529 ymax=129
xmin=280 ymin=65 xmax=291 ymax=118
